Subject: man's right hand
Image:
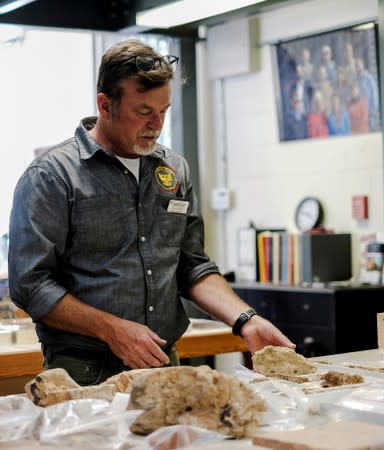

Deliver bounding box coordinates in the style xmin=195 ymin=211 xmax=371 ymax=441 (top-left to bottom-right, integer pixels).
xmin=41 ymin=293 xmax=170 ymax=369
xmin=104 ymin=318 xmax=170 ymax=369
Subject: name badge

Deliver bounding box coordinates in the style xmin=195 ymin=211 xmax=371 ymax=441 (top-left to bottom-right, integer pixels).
xmin=167 ymin=199 xmax=189 ymax=214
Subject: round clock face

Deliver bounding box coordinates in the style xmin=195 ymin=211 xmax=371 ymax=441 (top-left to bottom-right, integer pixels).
xmin=295 ymin=197 xmax=323 ymax=232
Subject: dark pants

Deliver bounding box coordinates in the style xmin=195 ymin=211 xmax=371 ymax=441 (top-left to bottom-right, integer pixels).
xmin=43 ymin=345 xmax=180 ymax=386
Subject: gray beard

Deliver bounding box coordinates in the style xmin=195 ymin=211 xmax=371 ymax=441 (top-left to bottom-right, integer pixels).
xmin=133 ymin=143 xmax=157 ymax=156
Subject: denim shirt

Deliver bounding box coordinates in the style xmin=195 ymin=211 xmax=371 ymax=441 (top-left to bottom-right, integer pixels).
xmin=8 ymin=117 xmax=219 ymax=351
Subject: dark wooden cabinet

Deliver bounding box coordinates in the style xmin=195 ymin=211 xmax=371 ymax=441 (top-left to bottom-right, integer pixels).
xmin=232 ymin=282 xmax=384 ymax=357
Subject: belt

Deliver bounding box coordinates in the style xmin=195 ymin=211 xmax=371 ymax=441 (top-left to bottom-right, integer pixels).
xmin=55 ymin=347 xmax=114 ymax=360
xmin=43 ymin=344 xmax=119 ymax=361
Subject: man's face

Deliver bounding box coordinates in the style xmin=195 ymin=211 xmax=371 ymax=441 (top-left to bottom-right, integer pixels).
xmin=103 ymin=78 xmax=171 ymax=157
xmin=296 ymin=65 xmax=304 ymax=80
xmin=345 ymin=43 xmax=353 ymax=61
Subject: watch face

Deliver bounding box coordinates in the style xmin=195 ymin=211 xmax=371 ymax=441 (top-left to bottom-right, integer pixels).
xmin=295 ymin=197 xmax=323 ymax=232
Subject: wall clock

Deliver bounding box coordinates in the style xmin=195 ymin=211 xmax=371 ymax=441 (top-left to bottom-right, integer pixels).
xmin=295 ymin=197 xmax=323 ymax=232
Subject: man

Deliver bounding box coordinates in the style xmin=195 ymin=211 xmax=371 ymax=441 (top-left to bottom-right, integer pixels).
xmin=348 ymin=82 xmax=369 ymax=134
xmin=321 ymin=45 xmax=336 ymax=84
xmin=301 ymin=47 xmax=314 ymax=82
xmin=289 ymin=64 xmax=313 ymax=116
xmin=8 ymin=39 xmax=294 ymax=386
xmin=355 ymin=57 xmax=379 ymax=132
xmin=284 ymin=93 xmax=307 ymax=141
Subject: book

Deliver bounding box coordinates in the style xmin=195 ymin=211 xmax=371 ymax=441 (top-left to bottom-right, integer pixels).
xmin=257 ymin=231 xmax=268 ymax=282
xmin=272 ymin=232 xmax=281 ymax=284
xmin=255 ymin=228 xmax=285 ymax=281
xmin=292 ymin=233 xmax=302 ymax=285
xmin=281 ymin=232 xmax=293 ymax=284
xmin=237 ymin=226 xmax=257 ymax=281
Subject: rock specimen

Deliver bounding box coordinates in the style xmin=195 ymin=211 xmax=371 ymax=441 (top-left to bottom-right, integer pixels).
xmin=252 ymin=345 xmax=317 ymax=377
xmin=128 ymin=365 xmax=266 ymax=438
xmin=24 ymin=368 xmax=115 ymax=406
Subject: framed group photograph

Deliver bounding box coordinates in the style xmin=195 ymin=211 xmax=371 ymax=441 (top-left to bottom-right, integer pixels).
xmin=274 ymin=21 xmax=380 ymax=142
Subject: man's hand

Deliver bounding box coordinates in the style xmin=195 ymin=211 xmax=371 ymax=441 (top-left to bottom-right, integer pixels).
xmin=240 ymin=315 xmax=296 ymax=354
xmin=106 ymin=318 xmax=170 ymax=369
xmin=41 ymin=293 xmax=170 ymax=369
xmin=187 ymin=273 xmax=296 ymax=354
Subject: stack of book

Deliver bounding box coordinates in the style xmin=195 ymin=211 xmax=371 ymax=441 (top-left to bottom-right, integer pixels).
xmin=256 ymin=230 xmax=301 ymax=285
xmin=238 ymin=227 xmax=352 ymax=285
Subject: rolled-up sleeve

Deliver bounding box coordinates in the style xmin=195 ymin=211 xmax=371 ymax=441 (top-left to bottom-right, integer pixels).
xmin=8 ymin=166 xmax=69 ymax=321
xmin=176 ymin=159 xmax=220 ymax=297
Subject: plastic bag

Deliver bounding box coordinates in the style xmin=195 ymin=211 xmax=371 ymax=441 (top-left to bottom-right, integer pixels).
xmin=39 ymin=393 xmax=142 ymax=448
xmin=235 ymin=363 xmax=311 ymax=431
xmin=235 ymin=363 xmax=376 ymax=431
xmin=0 ymin=395 xmax=42 ymax=441
xmin=332 ymin=381 xmax=384 ymax=425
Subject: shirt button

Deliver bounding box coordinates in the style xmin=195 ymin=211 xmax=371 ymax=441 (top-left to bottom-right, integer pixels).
xmin=124 ymin=169 xmax=129 ymax=174
xmin=148 ymin=305 xmax=154 ymax=312
xmin=141 ymin=236 xmax=146 ymax=242
xmin=147 ymin=269 xmax=152 ymax=275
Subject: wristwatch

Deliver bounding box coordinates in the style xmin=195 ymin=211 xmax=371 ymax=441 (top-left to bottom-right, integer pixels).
xmin=232 ymin=309 xmax=257 ymax=336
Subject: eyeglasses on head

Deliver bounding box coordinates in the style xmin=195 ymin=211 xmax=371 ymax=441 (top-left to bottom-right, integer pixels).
xmin=128 ymin=55 xmax=179 ymax=72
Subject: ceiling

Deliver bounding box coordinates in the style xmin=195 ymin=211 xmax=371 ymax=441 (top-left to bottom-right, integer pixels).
xmin=0 ymin=0 xmax=292 ymax=36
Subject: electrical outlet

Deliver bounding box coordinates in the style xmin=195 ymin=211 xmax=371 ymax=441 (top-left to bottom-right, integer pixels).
xmin=211 ymin=187 xmax=231 ymax=211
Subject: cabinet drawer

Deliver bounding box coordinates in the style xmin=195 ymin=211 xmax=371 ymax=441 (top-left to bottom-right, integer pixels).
xmin=233 ymin=288 xmax=275 ymax=321
xmin=274 ymin=293 xmax=334 ymax=326
xmin=277 ymin=324 xmax=335 ymax=357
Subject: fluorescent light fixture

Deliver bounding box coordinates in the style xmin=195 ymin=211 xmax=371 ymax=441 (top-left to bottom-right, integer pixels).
xmin=0 ymin=0 xmax=37 ymax=15
xmin=137 ymin=0 xmax=267 ymax=28
xmin=0 ymin=24 xmax=23 ymax=42
xmin=353 ymin=22 xmax=375 ymax=31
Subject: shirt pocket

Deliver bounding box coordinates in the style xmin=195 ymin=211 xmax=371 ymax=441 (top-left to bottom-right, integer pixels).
xmin=158 ymin=196 xmax=188 ymax=247
xmin=75 ymin=195 xmax=127 ymax=252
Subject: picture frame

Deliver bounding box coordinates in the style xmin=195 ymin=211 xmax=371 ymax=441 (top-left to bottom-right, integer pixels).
xmin=273 ymin=21 xmax=380 ymax=142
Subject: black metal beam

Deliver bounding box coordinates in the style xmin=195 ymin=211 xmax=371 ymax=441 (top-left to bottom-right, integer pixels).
xmin=0 ymin=0 xmax=135 ymax=31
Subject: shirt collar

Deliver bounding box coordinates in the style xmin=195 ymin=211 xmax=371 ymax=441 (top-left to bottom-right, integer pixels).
xmin=75 ymin=117 xmax=103 ymax=160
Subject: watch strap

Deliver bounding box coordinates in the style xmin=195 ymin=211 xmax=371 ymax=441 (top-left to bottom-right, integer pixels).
xmin=232 ymin=309 xmax=257 ymax=336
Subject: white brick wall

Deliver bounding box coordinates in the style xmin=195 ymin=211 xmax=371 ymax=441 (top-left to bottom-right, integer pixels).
xmin=197 ymin=0 xmax=383 ymax=280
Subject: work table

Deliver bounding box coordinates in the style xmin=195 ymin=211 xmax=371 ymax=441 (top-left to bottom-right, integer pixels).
xmin=0 ymin=348 xmax=383 ymax=449
xmin=0 ymin=318 xmax=247 ymax=395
